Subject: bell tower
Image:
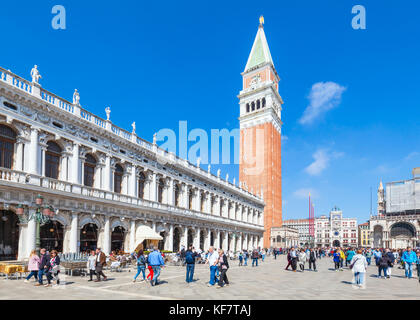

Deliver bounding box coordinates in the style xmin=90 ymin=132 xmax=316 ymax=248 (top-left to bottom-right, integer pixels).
xmin=238 ymin=16 xmax=283 ymax=248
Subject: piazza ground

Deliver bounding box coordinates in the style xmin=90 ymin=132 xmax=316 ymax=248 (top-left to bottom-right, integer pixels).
xmin=0 ymin=255 xmax=419 ymax=300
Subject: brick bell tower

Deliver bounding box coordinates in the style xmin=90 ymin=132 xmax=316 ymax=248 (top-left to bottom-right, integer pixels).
xmin=238 ymin=16 xmax=283 ymax=248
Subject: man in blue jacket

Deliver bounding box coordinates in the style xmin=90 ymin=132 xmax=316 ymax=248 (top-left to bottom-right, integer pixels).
xmin=147 ymin=247 xmax=165 ymax=286
xmin=401 ymin=247 xmax=418 ymax=279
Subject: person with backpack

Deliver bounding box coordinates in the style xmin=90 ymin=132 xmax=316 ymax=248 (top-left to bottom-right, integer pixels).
xmin=216 ymin=249 xmax=229 ymax=288
xmin=251 ymin=249 xmax=259 ymax=267
xmin=377 ymin=251 xmax=391 ymax=279
xmin=238 ymin=251 xmax=243 ymax=266
xmin=185 ymin=246 xmax=198 ymax=283
xmin=385 ymin=249 xmax=395 ymax=278
xmin=133 ymin=249 xmax=147 ymax=282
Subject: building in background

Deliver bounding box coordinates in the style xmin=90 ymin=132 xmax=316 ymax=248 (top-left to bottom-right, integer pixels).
xmin=239 ymin=17 xmax=283 ymax=247
xmin=358 ymin=222 xmax=370 ymax=247
xmin=270 ymin=226 xmax=299 ymax=248
xmin=369 ymin=168 xmax=420 ymax=249
xmin=314 ymin=207 xmax=358 ymax=248
xmin=282 ymin=219 xmax=311 ymax=245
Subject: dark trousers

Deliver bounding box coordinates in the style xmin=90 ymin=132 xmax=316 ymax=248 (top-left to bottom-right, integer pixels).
xmin=285 ymin=260 xmax=292 ymax=270
xmin=96 ymin=264 xmax=107 ymax=280
xmin=378 ymin=266 xmax=387 ymax=277
xmin=334 ymin=261 xmax=340 ymax=270
xmin=309 ymin=260 xmax=316 ymax=270
xmin=274 ymin=254 xmax=277 ymax=260
xmin=291 ymin=258 xmax=297 ymax=271
xmin=89 ymin=269 xmax=96 ymax=280
xmin=218 ymin=268 xmax=229 ymax=287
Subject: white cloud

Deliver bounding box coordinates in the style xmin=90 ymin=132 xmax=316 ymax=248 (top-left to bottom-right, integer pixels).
xmin=405 ymin=152 xmax=419 ymax=161
xmin=299 ymin=81 xmax=346 ymax=125
xmin=293 ymin=188 xmax=318 ymax=199
xmin=304 ymin=148 xmax=343 ymax=176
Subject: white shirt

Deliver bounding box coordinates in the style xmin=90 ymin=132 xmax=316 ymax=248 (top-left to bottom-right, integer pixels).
xmin=208 ymin=251 xmax=218 ymax=266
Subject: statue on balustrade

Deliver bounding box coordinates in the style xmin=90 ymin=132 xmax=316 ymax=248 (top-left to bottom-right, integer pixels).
xmin=30 ymin=65 xmax=42 ymax=84
xmin=73 ymin=89 xmax=80 ymax=106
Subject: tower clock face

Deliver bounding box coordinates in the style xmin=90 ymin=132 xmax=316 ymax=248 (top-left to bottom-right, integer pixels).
xmin=334 ymin=231 xmax=339 ymax=236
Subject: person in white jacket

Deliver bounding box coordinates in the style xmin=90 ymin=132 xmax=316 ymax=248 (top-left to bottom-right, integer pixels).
xmin=350 ymin=249 xmax=368 ymax=288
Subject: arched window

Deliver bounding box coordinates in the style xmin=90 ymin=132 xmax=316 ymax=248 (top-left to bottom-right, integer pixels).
xmin=262 ymin=97 xmax=266 ymax=108
xmin=138 ymin=172 xmax=145 ymax=199
xmin=257 ymin=100 xmax=260 ymax=109
xmin=45 ymin=141 xmax=62 ymax=179
xmin=246 ymin=103 xmax=250 ymax=113
xmin=114 ymin=164 xmax=124 ymax=193
xmin=158 ymin=178 xmax=165 ymax=203
xmin=174 ymin=184 xmax=180 ymax=206
xmin=188 ymin=189 xmax=193 ymax=210
xmin=251 ymin=102 xmax=255 ymax=111
xmin=84 ymin=154 xmax=97 ymax=187
xmin=390 ymin=222 xmax=415 ymax=238
xmin=0 ymin=125 xmax=16 ymax=169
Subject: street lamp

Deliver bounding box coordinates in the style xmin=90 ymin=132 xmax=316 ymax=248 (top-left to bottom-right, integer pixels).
xmin=16 ymin=194 xmax=56 ymax=255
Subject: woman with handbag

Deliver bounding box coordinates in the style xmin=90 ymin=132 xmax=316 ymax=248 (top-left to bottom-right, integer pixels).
xmin=45 ymin=250 xmax=60 ymax=287
xmin=217 ymin=249 xmax=229 ymax=288
xmin=350 ymin=250 xmax=367 ymax=288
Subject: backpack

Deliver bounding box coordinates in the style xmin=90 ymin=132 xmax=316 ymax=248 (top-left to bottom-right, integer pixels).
xmin=137 ymin=255 xmax=146 ymax=266
xmin=185 ymin=251 xmax=195 ymax=264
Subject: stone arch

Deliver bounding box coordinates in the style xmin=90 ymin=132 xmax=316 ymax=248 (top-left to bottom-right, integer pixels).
xmin=50 ymin=212 xmax=70 ymax=227
xmin=110 ymin=218 xmax=129 ymax=231
xmin=78 ymin=215 xmax=102 ymax=229
xmin=373 ymin=224 xmax=383 ymax=248
xmin=390 ymin=221 xmax=416 ymax=238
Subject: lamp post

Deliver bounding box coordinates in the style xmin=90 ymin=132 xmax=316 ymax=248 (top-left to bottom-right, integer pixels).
xmin=16 ymin=194 xmax=56 ymax=255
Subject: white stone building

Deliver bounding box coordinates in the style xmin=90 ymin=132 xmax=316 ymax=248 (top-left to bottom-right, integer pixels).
xmin=369 ymin=168 xmax=420 ymax=249
xmin=0 ymin=66 xmax=265 ymax=261
xmin=270 ymin=226 xmax=299 ymax=248
xmin=314 ymin=207 xmax=358 ymax=248
xmin=282 ymin=219 xmax=312 ymax=245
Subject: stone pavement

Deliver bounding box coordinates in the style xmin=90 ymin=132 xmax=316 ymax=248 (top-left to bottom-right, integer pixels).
xmin=0 ymin=255 xmax=419 ymax=300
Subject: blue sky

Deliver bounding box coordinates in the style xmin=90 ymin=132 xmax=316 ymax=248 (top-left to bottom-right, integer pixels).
xmin=1 ymin=1 xmax=419 ymax=223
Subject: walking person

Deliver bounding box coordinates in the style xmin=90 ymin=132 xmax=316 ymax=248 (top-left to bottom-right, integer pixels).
xmin=238 ymin=251 xmax=243 ymax=266
xmin=44 ymin=250 xmax=60 ymax=287
xmin=206 ymin=246 xmax=219 ymax=287
xmin=333 ymin=250 xmax=341 ymax=271
xmin=290 ymin=247 xmax=298 ymax=272
xmin=308 ymin=248 xmax=317 ymax=271
xmin=273 ymin=248 xmax=278 ymax=260
xmin=243 ymin=250 xmax=248 ymax=266
xmin=350 ymin=249 xmax=368 ymax=288
xmin=35 ymin=248 xmax=49 ymax=286
xmin=416 ymin=250 xmax=420 ymax=283
xmin=285 ymin=249 xmax=292 ymax=270
xmin=133 ymin=249 xmax=146 ymax=282
xmin=185 ymin=246 xmax=198 ymax=283
xmin=261 ymin=249 xmax=266 ymax=262
xmin=346 ymin=248 xmax=356 ymax=268
xmin=377 ymin=251 xmax=391 ymax=279
xmin=298 ymin=249 xmax=306 ymax=272
xmin=86 ymin=250 xmax=96 ymax=281
xmin=217 ymin=249 xmax=229 ymax=288
xmin=94 ymin=248 xmax=108 ymax=282
xmin=24 ymin=249 xmax=40 ymax=283
xmin=147 ymin=247 xmax=165 ymax=286
xmin=338 ymin=248 xmax=345 ymax=271
xmin=251 ymin=249 xmax=259 ymax=267
xmin=385 ymin=249 xmax=395 ymax=278
xmin=365 ymin=249 xmax=372 ymax=266
xmin=401 ymin=247 xmax=417 ymax=279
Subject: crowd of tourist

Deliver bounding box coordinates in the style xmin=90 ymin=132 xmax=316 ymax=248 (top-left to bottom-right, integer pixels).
xmin=18 ymin=244 xmax=420 ymax=290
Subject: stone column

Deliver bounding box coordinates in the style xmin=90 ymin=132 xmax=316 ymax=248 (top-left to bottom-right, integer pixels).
xmin=165 ymin=224 xmax=174 ymax=252
xmin=244 ymin=234 xmax=248 ymax=250
xmin=150 ymin=172 xmax=157 ymax=202
xmin=215 ymin=196 xmax=220 ymax=216
xmin=15 ymin=140 xmax=24 ymax=171
xmin=236 ymin=233 xmax=242 ymax=252
xmin=182 ymin=184 xmax=189 ymax=209
xmin=214 ymin=230 xmax=220 ymax=249
xmin=204 ymin=228 xmax=210 ymax=250
xmin=25 ymin=210 xmax=36 ymax=256
xmin=28 ymin=128 xmax=39 ymax=175
xmin=222 ymin=232 xmax=228 ymax=251
xmin=195 ymin=189 xmax=201 ymax=211
xmin=104 ymin=155 xmax=111 ymax=192
xmin=129 ymin=165 xmax=137 ymax=197
xmin=193 ymin=228 xmax=200 ymax=250
xmin=168 ymin=178 xmax=174 ymax=205
xmin=72 ymin=143 xmax=80 ymax=184
xmin=70 ymin=213 xmax=79 ymax=253
xmin=130 ymin=219 xmax=136 ymax=252
xmin=103 ymin=216 xmax=111 ymax=255
xmin=183 ymin=226 xmax=189 ymax=247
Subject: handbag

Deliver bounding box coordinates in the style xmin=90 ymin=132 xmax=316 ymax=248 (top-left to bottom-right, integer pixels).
xmin=349 ymin=258 xmax=358 ymax=270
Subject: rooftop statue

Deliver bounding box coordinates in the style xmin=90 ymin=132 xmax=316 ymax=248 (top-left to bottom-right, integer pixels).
xmin=73 ymin=89 xmax=80 ymax=106
xmin=30 ymin=65 xmax=42 ymax=84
